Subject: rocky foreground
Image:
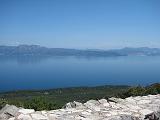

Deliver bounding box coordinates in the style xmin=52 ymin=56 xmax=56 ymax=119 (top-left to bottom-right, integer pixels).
xmin=0 ymin=94 xmax=160 ymax=120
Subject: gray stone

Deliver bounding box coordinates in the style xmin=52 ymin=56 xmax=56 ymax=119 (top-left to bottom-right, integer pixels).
xmin=120 ymin=115 xmax=139 ymax=120
xmin=17 ymin=114 xmax=32 ymax=120
xmin=0 ymin=104 xmax=19 ymax=120
xmin=63 ymin=101 xmax=83 ymax=109
xmin=31 ymin=113 xmax=48 ymax=120
xmin=18 ymin=108 xmax=35 ymax=114
xmin=8 ymin=117 xmax=15 ymax=120
xmin=108 ymin=97 xmax=124 ymax=103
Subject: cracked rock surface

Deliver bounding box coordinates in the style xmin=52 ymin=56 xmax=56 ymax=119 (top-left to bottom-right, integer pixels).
xmin=0 ymin=94 xmax=160 ymax=120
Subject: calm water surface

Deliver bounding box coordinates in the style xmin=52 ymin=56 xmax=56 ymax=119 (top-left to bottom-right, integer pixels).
xmin=0 ymin=56 xmax=160 ymax=91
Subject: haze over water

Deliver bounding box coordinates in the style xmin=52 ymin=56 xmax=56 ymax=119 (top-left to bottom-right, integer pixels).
xmin=0 ymin=56 xmax=160 ymax=91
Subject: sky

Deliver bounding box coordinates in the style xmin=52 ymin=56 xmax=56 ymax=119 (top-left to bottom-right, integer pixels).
xmin=0 ymin=0 xmax=160 ymax=49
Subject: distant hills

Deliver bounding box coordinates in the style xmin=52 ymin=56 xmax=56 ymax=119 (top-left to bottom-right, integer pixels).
xmin=0 ymin=45 xmax=160 ymax=57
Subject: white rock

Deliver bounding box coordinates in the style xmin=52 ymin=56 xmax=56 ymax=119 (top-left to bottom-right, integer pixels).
xmin=133 ymin=96 xmax=142 ymax=101
xmin=85 ymin=100 xmax=99 ymax=106
xmin=0 ymin=104 xmax=19 ymax=117
xmin=116 ymin=104 xmax=128 ymax=109
xmin=125 ymin=97 xmax=137 ymax=105
xmin=109 ymin=111 xmax=119 ymax=116
xmin=127 ymin=105 xmax=141 ymax=110
xmin=139 ymin=109 xmax=154 ymax=115
xmin=108 ymin=97 xmax=124 ymax=103
xmin=137 ymin=100 xmax=151 ymax=104
xmin=86 ymin=109 xmax=92 ymax=113
xmin=17 ymin=114 xmax=32 ymax=120
xmin=109 ymin=102 xmax=115 ymax=106
xmin=48 ymin=114 xmax=58 ymax=119
xmin=8 ymin=117 xmax=15 ymax=120
xmin=81 ymin=111 xmax=92 ymax=115
xmin=94 ymin=107 xmax=101 ymax=111
xmin=41 ymin=111 xmax=48 ymax=117
xmin=31 ymin=113 xmax=48 ymax=120
xmin=18 ymin=109 xmax=35 ymax=114
xmin=98 ymin=99 xmax=108 ymax=104
xmin=103 ymin=103 xmax=110 ymax=107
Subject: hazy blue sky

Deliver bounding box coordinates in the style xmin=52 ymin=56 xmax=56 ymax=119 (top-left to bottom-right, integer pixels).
xmin=0 ymin=0 xmax=160 ymax=49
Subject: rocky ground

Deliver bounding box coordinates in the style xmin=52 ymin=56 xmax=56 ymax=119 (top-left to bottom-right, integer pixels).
xmin=0 ymin=94 xmax=160 ymax=120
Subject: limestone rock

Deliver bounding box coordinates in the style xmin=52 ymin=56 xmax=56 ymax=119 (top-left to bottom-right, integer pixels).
xmin=18 ymin=109 xmax=35 ymax=114
xmin=17 ymin=114 xmax=32 ymax=120
xmin=31 ymin=113 xmax=48 ymax=120
xmin=63 ymin=101 xmax=83 ymax=109
xmin=0 ymin=104 xmax=19 ymax=120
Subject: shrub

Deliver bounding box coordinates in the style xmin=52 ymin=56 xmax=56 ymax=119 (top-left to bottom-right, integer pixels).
xmin=121 ymin=86 xmax=146 ymax=98
xmin=24 ymin=97 xmax=58 ymax=111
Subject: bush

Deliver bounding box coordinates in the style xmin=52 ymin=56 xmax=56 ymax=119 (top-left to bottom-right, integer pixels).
xmin=122 ymin=86 xmax=146 ymax=97
xmin=146 ymin=83 xmax=160 ymax=94
xmin=120 ymin=83 xmax=160 ymax=98
xmin=24 ymin=97 xmax=58 ymax=111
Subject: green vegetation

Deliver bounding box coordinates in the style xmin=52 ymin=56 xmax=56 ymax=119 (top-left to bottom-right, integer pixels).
xmin=0 ymin=85 xmax=129 ymax=110
xmin=0 ymin=83 xmax=159 ymax=111
xmin=119 ymin=83 xmax=160 ymax=98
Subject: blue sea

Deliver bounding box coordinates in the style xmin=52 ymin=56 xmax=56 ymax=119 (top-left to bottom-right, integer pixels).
xmin=0 ymin=56 xmax=160 ymax=91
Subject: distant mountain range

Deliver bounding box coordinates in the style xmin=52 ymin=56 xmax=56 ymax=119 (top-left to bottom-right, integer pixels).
xmin=0 ymin=45 xmax=160 ymax=57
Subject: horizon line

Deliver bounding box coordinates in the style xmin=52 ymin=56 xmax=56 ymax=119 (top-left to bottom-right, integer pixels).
xmin=0 ymin=44 xmax=160 ymax=50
